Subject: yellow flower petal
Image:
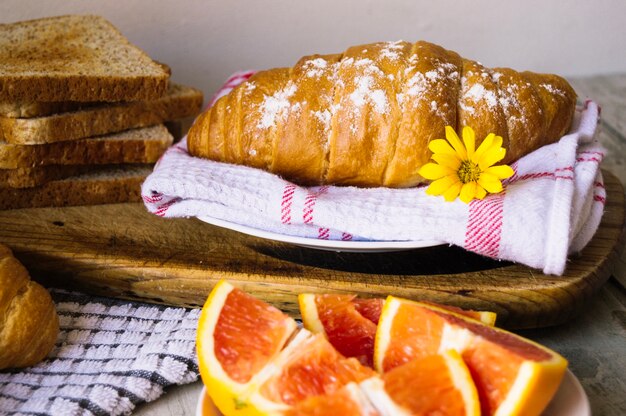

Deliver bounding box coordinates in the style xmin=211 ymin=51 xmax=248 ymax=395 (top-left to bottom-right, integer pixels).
xmin=432 ymin=153 xmax=462 ymax=170
xmin=426 ymin=175 xmax=458 ymax=196
xmin=459 ymin=182 xmax=478 ymax=204
xmin=485 ymin=165 xmax=515 ymax=180
xmin=428 ymin=139 xmax=457 ymax=156
xmin=478 ymin=147 xmax=507 ymax=170
xmin=478 ymin=172 xmax=503 ymax=193
xmin=475 ymin=186 xmax=487 ymax=200
xmin=472 ymin=133 xmax=495 ymax=163
xmin=492 ymin=135 xmax=503 ymax=149
xmin=443 ymin=181 xmax=462 ymax=202
xmin=462 ymin=126 xmax=476 ymax=159
xmin=419 ymin=163 xmax=455 ymax=180
xmin=422 ymin=126 xmax=511 ymax=203
xmin=445 ymin=126 xmax=467 ymax=159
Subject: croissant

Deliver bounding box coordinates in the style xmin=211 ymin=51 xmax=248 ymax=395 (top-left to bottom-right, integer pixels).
xmin=0 ymin=244 xmax=59 ymax=369
xmin=188 ymin=40 xmax=576 ymax=187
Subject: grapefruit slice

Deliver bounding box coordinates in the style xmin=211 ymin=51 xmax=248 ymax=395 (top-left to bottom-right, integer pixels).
xmin=299 ymin=294 xmax=380 ymax=366
xmin=196 ymin=280 xmax=298 ymax=415
xmin=197 ymin=281 xmax=375 ymax=415
xmin=351 ymin=297 xmax=384 ymax=324
xmin=362 ymin=350 xmax=480 ymax=416
xmin=285 ymin=382 xmax=379 ymax=416
xmin=374 ymin=296 xmax=568 ymax=416
xmin=251 ymin=333 xmax=375 ymax=413
xmin=299 ymin=293 xmax=496 ymax=367
xmin=288 ymin=350 xmax=479 ymax=416
xmin=424 ymin=301 xmax=497 ymax=326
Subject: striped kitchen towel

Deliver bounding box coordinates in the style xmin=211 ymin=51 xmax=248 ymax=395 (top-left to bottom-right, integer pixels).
xmin=142 ymin=73 xmax=605 ymax=275
xmin=0 ymin=290 xmax=200 ymax=416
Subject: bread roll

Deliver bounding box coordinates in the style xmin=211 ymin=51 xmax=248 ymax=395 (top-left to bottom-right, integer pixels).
xmin=0 ymin=244 xmax=59 ymax=369
xmin=188 ymin=40 xmax=577 ymax=188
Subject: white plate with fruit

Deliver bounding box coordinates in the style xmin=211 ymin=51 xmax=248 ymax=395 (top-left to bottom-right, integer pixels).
xmin=195 ymin=282 xmax=590 ymax=416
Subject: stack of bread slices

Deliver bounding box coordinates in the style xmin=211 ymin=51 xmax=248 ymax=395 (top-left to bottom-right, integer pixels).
xmin=0 ymin=15 xmax=203 ymax=209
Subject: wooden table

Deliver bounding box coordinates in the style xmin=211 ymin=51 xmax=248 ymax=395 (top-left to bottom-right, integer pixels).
xmin=132 ymin=74 xmax=626 ymax=415
xmin=136 ymin=74 xmax=626 ymax=416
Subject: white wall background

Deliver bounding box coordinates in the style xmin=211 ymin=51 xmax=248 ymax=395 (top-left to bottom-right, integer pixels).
xmin=2 ymin=0 xmax=625 ymax=103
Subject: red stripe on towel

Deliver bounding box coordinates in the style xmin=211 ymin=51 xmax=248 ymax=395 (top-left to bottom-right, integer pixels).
xmin=465 ymin=193 xmax=505 ymax=258
xmin=579 ymin=150 xmax=605 ymax=158
xmin=303 ymin=186 xmax=329 ymax=224
xmin=154 ymin=198 xmax=182 ymax=217
xmin=510 ymin=170 xmax=574 ymax=183
xmin=142 ymin=193 xmax=163 ymax=204
xmin=576 ymin=157 xmax=602 ymax=163
xmin=318 ymin=228 xmax=330 ymax=240
xmin=594 ymin=195 xmax=606 ymax=204
xmin=281 ymin=184 xmax=297 ymax=224
xmin=303 ymin=193 xmax=316 ymax=224
xmin=502 ymin=161 xmax=519 ymax=185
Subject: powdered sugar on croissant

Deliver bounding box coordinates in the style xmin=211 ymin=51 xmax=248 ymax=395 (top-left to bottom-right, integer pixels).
xmin=188 ymin=40 xmax=576 ymax=188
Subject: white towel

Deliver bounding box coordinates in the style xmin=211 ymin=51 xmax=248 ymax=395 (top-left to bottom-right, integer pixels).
xmin=142 ymin=73 xmax=605 ymax=275
xmin=0 ymin=290 xmax=200 ymax=416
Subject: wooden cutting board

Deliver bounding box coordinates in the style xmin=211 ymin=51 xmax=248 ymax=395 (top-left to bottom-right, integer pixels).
xmin=1 ymin=170 xmax=624 ymax=329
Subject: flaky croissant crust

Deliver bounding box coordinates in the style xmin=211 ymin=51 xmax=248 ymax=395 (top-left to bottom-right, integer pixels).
xmin=0 ymin=244 xmax=59 ymax=369
xmin=189 ymin=40 xmax=576 ymax=188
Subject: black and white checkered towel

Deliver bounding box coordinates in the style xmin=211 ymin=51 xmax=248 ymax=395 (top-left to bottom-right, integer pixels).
xmin=0 ymin=290 xmax=201 ymax=415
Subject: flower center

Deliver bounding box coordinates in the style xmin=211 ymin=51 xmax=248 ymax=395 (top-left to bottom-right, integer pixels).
xmin=457 ymin=160 xmax=482 ymax=184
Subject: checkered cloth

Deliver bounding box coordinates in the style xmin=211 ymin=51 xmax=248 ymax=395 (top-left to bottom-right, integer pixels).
xmin=0 ymin=290 xmax=200 ymax=416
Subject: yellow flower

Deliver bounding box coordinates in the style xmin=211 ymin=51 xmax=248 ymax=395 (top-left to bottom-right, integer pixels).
xmin=418 ymin=126 xmax=515 ymax=203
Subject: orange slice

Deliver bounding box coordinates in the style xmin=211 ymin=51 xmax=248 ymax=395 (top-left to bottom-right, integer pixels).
xmin=285 ymin=382 xmax=379 ymax=416
xmin=299 ymin=293 xmax=496 ymax=368
xmin=288 ymin=350 xmax=479 ymax=416
xmin=251 ymin=333 xmax=375 ymax=412
xmin=362 ymin=350 xmax=480 ymax=416
xmin=197 ymin=281 xmax=375 ymax=415
xmin=351 ymin=297 xmax=384 ymax=324
xmin=196 ymin=280 xmax=298 ymax=415
xmin=374 ymin=296 xmax=568 ymax=416
xmin=423 ymin=301 xmax=497 ymax=326
xmin=299 ymin=294 xmax=379 ymax=366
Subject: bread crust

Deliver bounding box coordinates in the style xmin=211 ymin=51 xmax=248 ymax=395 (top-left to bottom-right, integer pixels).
xmin=0 ymin=165 xmax=150 ymax=209
xmin=385 ymin=41 xmax=461 ymax=187
xmin=0 ymin=124 xmax=173 ymax=169
xmin=188 ymin=40 xmax=577 ymax=188
xmin=271 ymin=54 xmax=341 ymax=185
xmin=0 ymin=15 xmax=169 ymax=102
xmin=0 ymin=83 xmax=203 ymax=145
xmin=0 ymin=100 xmax=92 ymax=119
xmin=326 ymin=43 xmax=400 ymax=186
xmin=0 ymin=163 xmax=152 ymax=189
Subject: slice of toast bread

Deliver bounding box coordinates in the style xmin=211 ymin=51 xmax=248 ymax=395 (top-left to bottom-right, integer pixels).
xmin=0 ymin=62 xmax=172 ymax=118
xmin=0 ymin=164 xmax=95 ymax=189
xmin=0 ymin=15 xmax=169 ymax=102
xmin=0 ymin=124 xmax=173 ymax=169
xmin=0 ymin=100 xmax=95 ymax=119
xmin=0 ymin=83 xmax=203 ymax=144
xmin=0 ymin=164 xmax=153 ymax=189
xmin=0 ymin=164 xmax=152 ymax=210
xmin=0 ymin=62 xmax=173 ymax=118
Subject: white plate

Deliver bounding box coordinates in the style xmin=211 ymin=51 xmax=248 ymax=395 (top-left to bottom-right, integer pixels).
xmin=196 ymin=216 xmax=444 ymax=253
xmin=543 ymin=370 xmax=591 ymax=416
xmin=196 ymin=369 xmax=590 ymax=416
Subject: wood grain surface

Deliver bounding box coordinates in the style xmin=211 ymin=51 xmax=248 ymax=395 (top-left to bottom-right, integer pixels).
xmin=132 ymin=73 xmax=626 ymax=416
xmin=1 ymin=170 xmax=623 ymax=329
